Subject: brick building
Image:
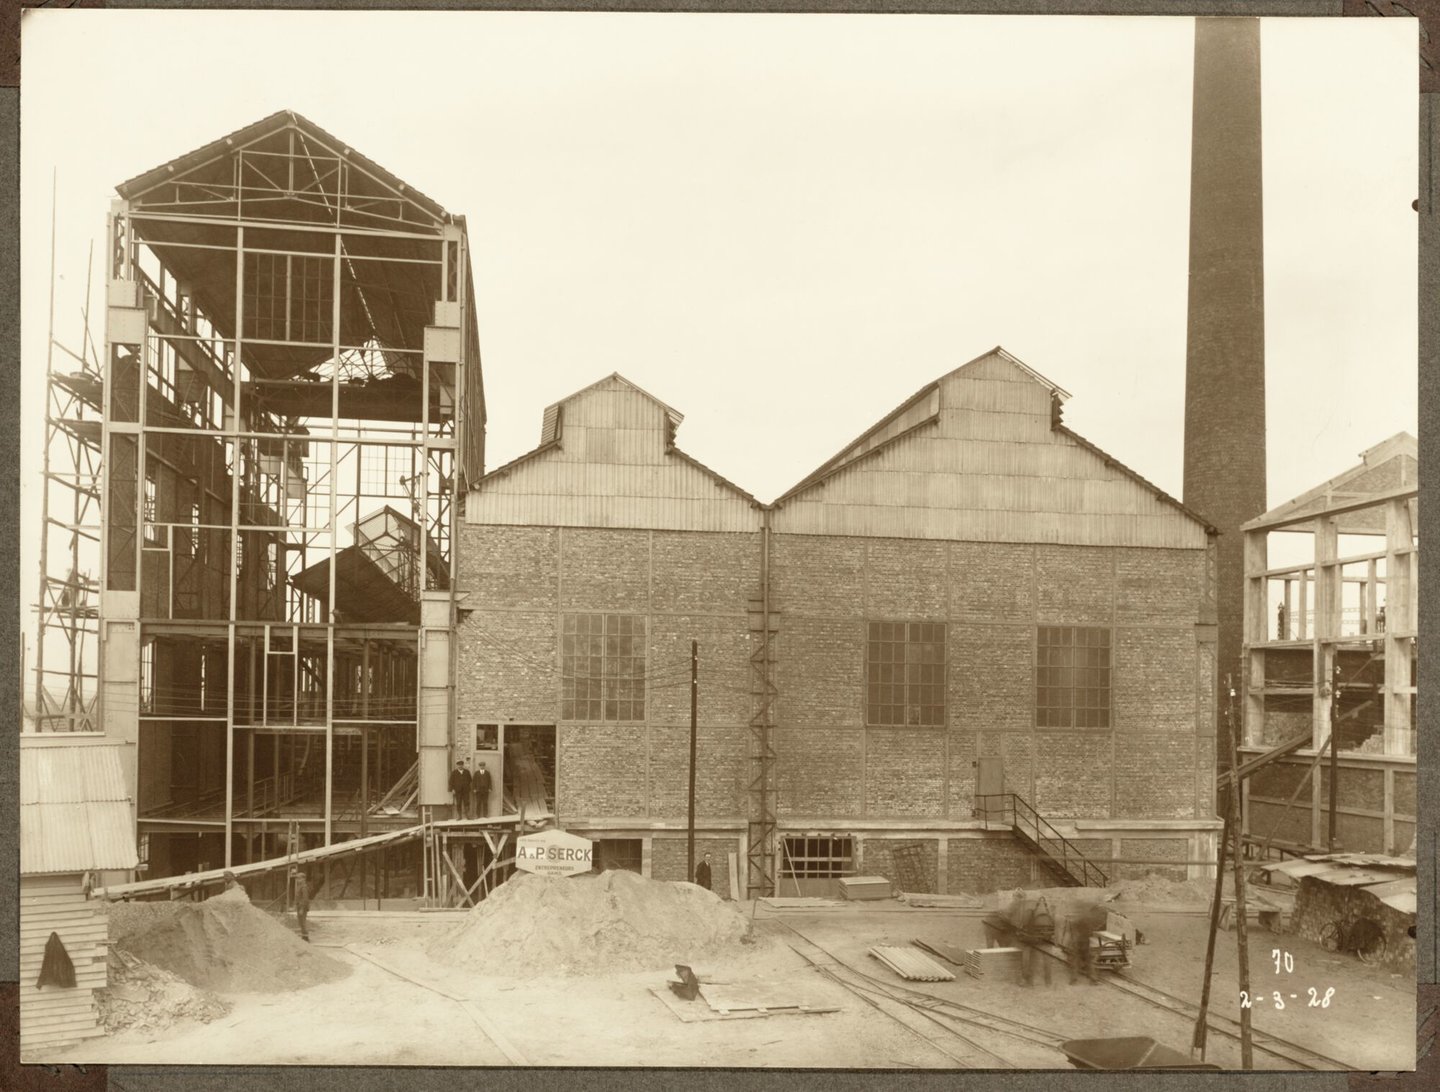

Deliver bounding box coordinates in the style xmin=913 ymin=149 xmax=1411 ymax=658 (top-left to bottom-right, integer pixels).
xmin=455 ymin=348 xmax=1222 ymax=895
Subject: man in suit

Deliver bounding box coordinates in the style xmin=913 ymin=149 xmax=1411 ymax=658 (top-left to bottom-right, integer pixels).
xmin=449 ymin=759 xmax=471 ymax=819
xmin=472 ymin=760 xmax=492 ymax=818
xmin=695 ymin=853 xmax=713 ymax=891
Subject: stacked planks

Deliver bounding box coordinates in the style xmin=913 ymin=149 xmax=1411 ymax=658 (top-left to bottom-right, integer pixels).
xmin=838 ymin=876 xmax=892 ymax=900
xmin=963 ymin=947 xmax=1025 ymax=984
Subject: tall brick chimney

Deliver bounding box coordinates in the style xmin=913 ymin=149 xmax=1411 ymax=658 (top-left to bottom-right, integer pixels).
xmin=1184 ymin=17 xmax=1267 ymax=715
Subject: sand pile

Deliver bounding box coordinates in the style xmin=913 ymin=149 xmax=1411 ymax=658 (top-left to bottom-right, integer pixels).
xmin=437 ymin=870 xmax=753 ymax=977
xmin=107 ymin=885 xmax=351 ymax=993
xmin=1107 ymin=873 xmax=1214 ymax=906
xmin=95 ymin=949 xmax=230 ymax=1034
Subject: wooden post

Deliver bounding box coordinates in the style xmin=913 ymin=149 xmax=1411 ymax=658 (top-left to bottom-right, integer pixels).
xmin=1328 ymin=661 xmax=1341 ymax=852
xmin=1192 ymin=809 xmax=1230 ymax=1060
xmin=1226 ymin=675 xmax=1253 ymax=1067
xmin=688 ymin=640 xmax=698 ymax=885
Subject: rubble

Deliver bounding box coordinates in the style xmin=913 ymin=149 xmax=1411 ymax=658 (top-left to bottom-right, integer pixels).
xmin=95 ymin=949 xmax=230 ymax=1033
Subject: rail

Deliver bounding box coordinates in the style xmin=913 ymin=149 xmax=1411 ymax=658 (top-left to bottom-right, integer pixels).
xmin=974 ymin=792 xmax=1108 ymax=887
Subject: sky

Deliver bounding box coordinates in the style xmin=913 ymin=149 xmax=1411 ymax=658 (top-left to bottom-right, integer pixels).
xmin=17 ymin=10 xmax=1419 ymax=628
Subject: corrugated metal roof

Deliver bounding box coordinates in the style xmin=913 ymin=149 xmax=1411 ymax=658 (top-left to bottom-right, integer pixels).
xmin=1262 ymin=859 xmax=1336 ymax=879
xmin=1361 ymin=876 xmax=1417 ymax=914
xmin=1307 ymin=868 xmax=1400 ymax=887
xmin=20 ymin=745 xmax=138 ymax=874
xmin=20 ymin=745 xmax=131 ymax=805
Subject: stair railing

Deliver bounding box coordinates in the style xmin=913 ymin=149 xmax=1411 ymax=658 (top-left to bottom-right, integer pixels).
xmin=973 ymin=791 xmax=1109 ymax=887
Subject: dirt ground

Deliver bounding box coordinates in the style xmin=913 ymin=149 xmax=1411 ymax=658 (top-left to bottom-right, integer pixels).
xmin=41 ymin=898 xmax=1416 ymax=1070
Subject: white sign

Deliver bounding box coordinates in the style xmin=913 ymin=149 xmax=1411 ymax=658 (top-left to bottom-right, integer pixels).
xmin=514 ymin=829 xmax=594 ymax=878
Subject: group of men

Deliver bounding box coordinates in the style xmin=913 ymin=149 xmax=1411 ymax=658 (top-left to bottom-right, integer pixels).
xmin=449 ymin=758 xmax=493 ymax=819
xmin=987 ymin=892 xmax=1109 ymax=987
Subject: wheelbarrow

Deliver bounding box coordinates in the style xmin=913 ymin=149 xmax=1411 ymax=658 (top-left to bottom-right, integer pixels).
xmin=1059 ymin=1037 xmax=1221 ymax=1071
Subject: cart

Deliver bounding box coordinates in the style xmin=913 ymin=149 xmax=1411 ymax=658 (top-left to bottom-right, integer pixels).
xmin=1060 ymin=1037 xmax=1221 ymax=1071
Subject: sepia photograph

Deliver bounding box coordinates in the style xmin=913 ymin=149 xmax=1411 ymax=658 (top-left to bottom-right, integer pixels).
xmin=16 ymin=7 xmax=1420 ymax=1074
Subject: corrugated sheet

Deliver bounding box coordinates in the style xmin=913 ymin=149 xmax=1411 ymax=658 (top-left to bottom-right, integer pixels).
xmin=20 ymin=745 xmax=138 ymax=873
xmin=20 ymin=745 xmax=131 ymax=805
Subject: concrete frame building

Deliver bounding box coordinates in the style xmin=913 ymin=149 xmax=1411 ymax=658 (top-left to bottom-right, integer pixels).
xmin=1240 ymin=434 xmax=1419 ymax=858
xmin=456 ymin=349 xmax=1223 ymax=896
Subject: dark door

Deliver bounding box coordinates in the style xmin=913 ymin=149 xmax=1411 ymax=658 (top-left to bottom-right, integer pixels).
xmin=975 ymin=757 xmax=1005 ymax=824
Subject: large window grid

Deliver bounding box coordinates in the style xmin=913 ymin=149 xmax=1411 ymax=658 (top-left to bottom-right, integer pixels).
xmin=780 ymin=836 xmax=855 ymax=879
xmin=1036 ymin=626 xmax=1112 ymax=728
xmin=866 ymin=621 xmax=946 ymax=726
xmin=561 ymin=613 xmax=646 ymax=722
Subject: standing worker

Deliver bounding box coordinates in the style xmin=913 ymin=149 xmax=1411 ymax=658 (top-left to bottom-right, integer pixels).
xmin=291 ymin=868 xmax=311 ymax=942
xmin=694 ymin=853 xmax=713 ymax=891
xmin=449 ymin=759 xmax=472 ymax=820
xmin=472 ymin=760 xmax=492 ymax=818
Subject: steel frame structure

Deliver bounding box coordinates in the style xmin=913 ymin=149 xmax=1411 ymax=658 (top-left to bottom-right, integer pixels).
xmin=73 ymin=112 xmax=483 ymax=878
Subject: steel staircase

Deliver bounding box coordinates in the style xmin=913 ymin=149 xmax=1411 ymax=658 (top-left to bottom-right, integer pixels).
xmin=974 ymin=791 xmax=1108 ymax=887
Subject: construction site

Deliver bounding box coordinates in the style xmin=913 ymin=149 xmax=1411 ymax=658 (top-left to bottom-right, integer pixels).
xmin=18 ymin=15 xmax=1417 ymax=1074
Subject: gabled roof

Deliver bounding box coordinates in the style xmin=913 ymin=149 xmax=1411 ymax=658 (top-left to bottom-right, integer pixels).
xmin=537 ymin=373 xmax=683 ymax=443
xmin=116 ymin=108 xmax=449 ymax=221
xmin=777 ymin=347 xmax=1071 ymax=504
xmin=21 ymin=742 xmax=138 ymax=874
xmin=773 ymin=346 xmax=1209 ymax=530
xmin=1243 ymin=432 xmax=1417 ymax=532
xmin=480 ymin=373 xmax=760 ymax=506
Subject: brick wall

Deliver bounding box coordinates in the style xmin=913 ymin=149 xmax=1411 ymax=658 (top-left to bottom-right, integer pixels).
xmin=650 ymin=835 xmax=743 ymax=886
xmin=946 ymin=836 xmax=1036 ymax=894
xmin=859 ymin=838 xmax=939 ymax=893
xmin=1115 ymin=838 xmax=1188 ymax=882
xmin=1288 ymin=875 xmax=1415 ymax=973
xmin=456 ymin=522 xmax=1211 ymax=837
xmin=864 ymin=731 xmax=945 ymax=818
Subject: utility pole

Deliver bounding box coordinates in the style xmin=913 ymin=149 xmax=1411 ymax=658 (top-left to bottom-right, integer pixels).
xmin=1225 ymin=673 xmax=1254 ymax=1067
xmin=1328 ymin=660 xmax=1341 ymax=852
xmin=1191 ymin=797 xmax=1230 ymax=1059
xmin=688 ymin=640 xmax=698 ymax=884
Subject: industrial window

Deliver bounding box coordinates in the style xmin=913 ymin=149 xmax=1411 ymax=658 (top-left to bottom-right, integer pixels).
xmin=593 ymin=838 xmax=643 ymax=874
xmin=243 ymin=251 xmax=332 ymax=343
xmin=187 ymin=503 xmax=201 ymax=558
xmin=781 ymin=836 xmax=855 ymax=879
xmin=1036 ymin=626 xmax=1111 ymax=728
xmin=140 ymin=640 xmax=155 ymax=714
xmin=561 ymin=614 xmax=646 ymax=722
xmin=866 ymin=621 xmax=946 ymax=726
xmin=143 ymin=473 xmax=161 ymax=544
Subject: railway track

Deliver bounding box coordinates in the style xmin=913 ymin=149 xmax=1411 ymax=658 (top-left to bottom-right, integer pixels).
xmin=1106 ymin=970 xmax=1351 ymax=1071
xmin=769 ymin=912 xmax=1352 ymax=1072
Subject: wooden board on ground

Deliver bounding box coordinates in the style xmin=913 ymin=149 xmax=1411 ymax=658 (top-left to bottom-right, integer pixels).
xmin=913 ymin=938 xmax=970 ymax=966
xmin=757 ymin=897 xmax=841 ymax=909
xmin=868 ymin=945 xmax=955 ymax=982
xmin=648 ymin=986 xmax=840 ymax=1023
xmin=705 ymin=981 xmax=835 ymax=1015
xmin=899 ymin=893 xmax=983 ymax=909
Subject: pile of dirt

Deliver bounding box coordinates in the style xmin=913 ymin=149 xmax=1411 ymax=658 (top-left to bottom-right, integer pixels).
xmin=94 ymin=949 xmax=230 ymax=1034
xmin=437 ymin=870 xmax=753 ymax=977
xmin=1106 ymin=873 xmax=1214 ymax=907
xmin=106 ymin=886 xmax=351 ymax=993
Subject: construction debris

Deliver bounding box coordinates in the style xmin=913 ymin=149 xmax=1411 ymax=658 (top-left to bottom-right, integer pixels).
xmin=438 ymin=869 xmax=754 ymax=977
xmin=897 ymin=893 xmax=983 ymax=909
xmin=95 ymin=949 xmax=230 ymax=1034
xmin=868 ymin=946 xmax=955 ymax=982
xmin=913 ymin=939 xmax=969 ymax=966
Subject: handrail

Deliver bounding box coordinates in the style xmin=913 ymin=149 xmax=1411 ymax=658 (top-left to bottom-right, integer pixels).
xmin=974 ymin=791 xmax=1109 ymax=887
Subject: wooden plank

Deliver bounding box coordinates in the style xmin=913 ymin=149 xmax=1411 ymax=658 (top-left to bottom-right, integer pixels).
xmin=913 ymin=939 xmax=969 ymax=966
xmin=727 ymin=851 xmax=739 ymax=901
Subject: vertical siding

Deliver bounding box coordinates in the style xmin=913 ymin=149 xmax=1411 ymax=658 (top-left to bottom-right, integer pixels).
xmin=19 ymin=876 xmax=106 ymax=1052
xmin=469 ymin=379 xmax=759 ymax=533
xmin=773 ymin=355 xmax=1206 ymax=548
